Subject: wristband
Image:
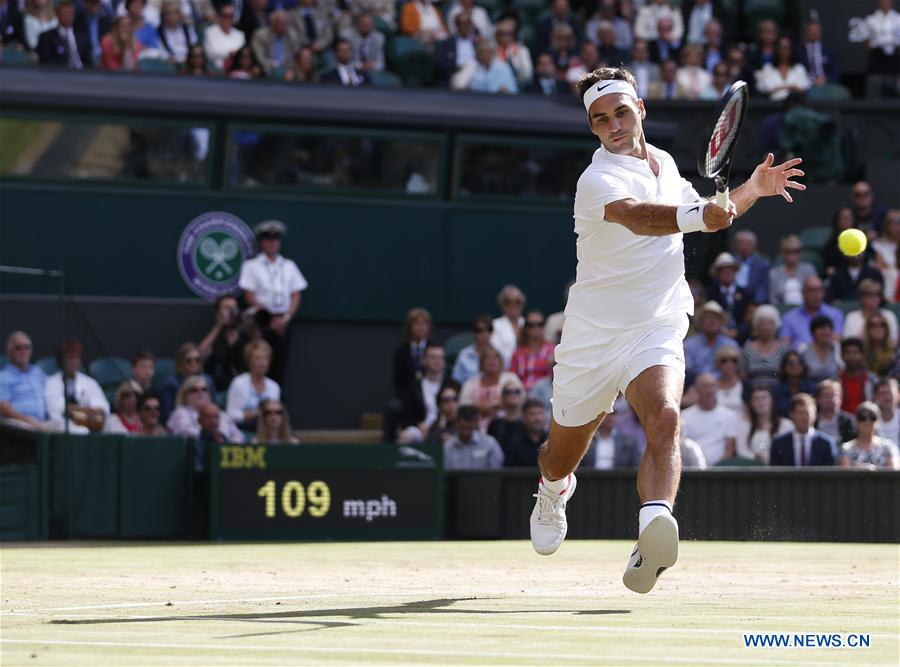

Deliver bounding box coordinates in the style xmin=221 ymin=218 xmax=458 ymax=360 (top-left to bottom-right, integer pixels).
xmin=676 ymin=202 xmax=707 ymax=233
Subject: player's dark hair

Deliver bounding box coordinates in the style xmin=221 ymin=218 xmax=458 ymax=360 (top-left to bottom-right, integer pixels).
xmin=577 ymin=66 xmax=637 ymax=103
xmin=841 ymin=337 xmax=864 ymax=354
xmin=809 ymin=315 xmax=834 ymax=334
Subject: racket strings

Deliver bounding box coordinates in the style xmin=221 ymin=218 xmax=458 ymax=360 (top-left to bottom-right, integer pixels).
xmin=703 ymin=97 xmax=745 ymax=175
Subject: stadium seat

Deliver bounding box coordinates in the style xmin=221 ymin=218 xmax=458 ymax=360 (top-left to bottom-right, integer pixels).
xmin=137 ymin=58 xmax=178 ymax=74
xmin=798 ymin=226 xmax=831 ymax=250
xmin=516 ymin=0 xmax=548 ymax=28
xmin=88 ymin=356 xmax=131 ymax=390
xmin=443 ymin=332 xmax=473 ymax=367
xmin=886 ymin=302 xmax=900 ymax=322
xmin=369 ymin=70 xmax=402 ymax=87
xmin=35 ymin=356 xmax=58 ymax=376
xmin=0 ymin=354 xmax=7 ymax=368
xmin=806 ymin=84 xmax=851 ymax=101
xmin=1 ymin=47 xmax=36 ymax=65
xmin=386 ymin=35 xmax=433 ymax=86
xmin=373 ymin=16 xmax=395 ymax=35
xmin=152 ymin=357 xmax=176 ymax=390
xmin=836 ymin=299 xmax=860 ymax=315
xmin=743 ymin=0 xmax=784 ymax=33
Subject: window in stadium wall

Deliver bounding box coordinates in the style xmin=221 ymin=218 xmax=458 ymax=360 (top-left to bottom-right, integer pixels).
xmin=455 ymin=137 xmax=595 ymax=201
xmin=0 ymin=115 xmax=211 ymax=184
xmin=226 ymin=126 xmax=443 ymax=195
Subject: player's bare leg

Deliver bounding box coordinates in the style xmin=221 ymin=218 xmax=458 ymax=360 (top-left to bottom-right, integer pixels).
xmin=622 ymin=365 xmax=684 ymax=593
xmin=530 ymin=414 xmax=603 ymax=555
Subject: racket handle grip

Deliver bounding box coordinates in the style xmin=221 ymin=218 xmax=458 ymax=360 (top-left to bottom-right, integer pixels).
xmin=716 ymin=188 xmax=730 ymax=209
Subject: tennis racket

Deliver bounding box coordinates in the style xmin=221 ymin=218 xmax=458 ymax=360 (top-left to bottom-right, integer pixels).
xmin=698 ymin=80 xmax=749 ymax=210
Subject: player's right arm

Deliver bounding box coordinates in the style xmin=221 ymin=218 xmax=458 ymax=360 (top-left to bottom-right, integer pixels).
xmin=605 ymin=198 xmax=734 ymax=236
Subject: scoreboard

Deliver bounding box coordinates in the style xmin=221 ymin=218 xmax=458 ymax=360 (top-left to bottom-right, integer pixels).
xmin=208 ymin=443 xmax=443 ymax=540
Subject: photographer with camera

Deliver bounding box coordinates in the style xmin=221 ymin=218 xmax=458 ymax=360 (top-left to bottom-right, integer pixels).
xmin=199 ymin=294 xmax=251 ymax=394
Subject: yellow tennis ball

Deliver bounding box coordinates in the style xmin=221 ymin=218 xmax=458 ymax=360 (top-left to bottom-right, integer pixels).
xmin=838 ymin=229 xmax=867 ymax=256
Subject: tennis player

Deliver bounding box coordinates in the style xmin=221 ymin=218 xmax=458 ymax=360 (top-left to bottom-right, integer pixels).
xmin=530 ymin=67 xmax=805 ymax=594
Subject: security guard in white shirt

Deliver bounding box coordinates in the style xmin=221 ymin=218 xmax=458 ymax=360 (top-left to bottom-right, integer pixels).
xmin=238 ymin=220 xmax=309 ymax=385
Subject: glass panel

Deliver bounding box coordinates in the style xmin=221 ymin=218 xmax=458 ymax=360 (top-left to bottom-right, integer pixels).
xmin=228 ymin=130 xmax=441 ymax=195
xmin=457 ymin=141 xmax=594 ymax=200
xmin=0 ymin=117 xmax=211 ymax=184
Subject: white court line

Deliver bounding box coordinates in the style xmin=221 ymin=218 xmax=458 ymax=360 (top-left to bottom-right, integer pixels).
xmin=0 ymin=639 xmax=891 ymax=666
xmin=10 ymin=593 xmax=374 ymax=613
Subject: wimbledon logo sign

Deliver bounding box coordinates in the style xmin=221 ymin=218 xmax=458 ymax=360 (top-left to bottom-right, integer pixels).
xmin=177 ymin=212 xmax=256 ymax=300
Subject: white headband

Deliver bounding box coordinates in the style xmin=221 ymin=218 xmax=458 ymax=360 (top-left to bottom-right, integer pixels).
xmin=582 ymin=80 xmax=638 ymax=113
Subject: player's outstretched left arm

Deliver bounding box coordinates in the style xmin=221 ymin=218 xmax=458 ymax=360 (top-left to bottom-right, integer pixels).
xmin=730 ymin=153 xmax=806 ymax=218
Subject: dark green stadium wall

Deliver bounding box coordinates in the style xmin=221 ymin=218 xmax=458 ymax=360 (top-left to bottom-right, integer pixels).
xmin=0 ymin=184 xmax=577 ymax=322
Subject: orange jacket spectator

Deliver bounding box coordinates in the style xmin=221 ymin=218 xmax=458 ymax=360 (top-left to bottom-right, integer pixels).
xmin=400 ymin=0 xmax=447 ymax=43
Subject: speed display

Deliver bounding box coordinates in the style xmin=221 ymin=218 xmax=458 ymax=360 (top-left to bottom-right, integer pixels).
xmin=208 ymin=443 xmax=443 ymax=540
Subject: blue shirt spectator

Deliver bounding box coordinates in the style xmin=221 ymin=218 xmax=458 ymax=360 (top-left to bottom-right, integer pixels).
xmin=781 ymin=276 xmax=844 ymax=349
xmin=452 ymin=42 xmax=518 ymax=94
xmin=451 ymin=316 xmax=494 ymax=385
xmin=683 ymin=301 xmax=739 ymax=376
xmin=443 ymin=406 xmax=504 ymax=469
xmin=732 ymin=229 xmax=771 ymax=305
xmin=0 ymin=331 xmax=48 ymax=427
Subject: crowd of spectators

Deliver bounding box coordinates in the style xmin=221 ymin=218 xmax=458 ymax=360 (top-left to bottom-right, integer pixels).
xmin=382 ymin=179 xmax=900 ymax=471
xmin=0 ymin=218 xmax=306 ymax=462
xmin=3 ymin=182 xmax=900 ymax=473
xmin=2 ymin=0 xmax=896 ymax=97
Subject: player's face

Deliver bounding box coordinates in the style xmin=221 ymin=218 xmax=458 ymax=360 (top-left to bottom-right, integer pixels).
xmin=588 ymin=93 xmax=646 ymax=157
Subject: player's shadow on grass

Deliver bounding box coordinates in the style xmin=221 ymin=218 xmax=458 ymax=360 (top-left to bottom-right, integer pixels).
xmin=52 ymin=598 xmax=630 ymax=639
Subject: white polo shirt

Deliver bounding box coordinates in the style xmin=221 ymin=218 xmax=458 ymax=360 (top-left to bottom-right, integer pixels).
xmin=565 ymin=143 xmax=699 ymax=330
xmin=238 ymin=254 xmax=308 ymax=315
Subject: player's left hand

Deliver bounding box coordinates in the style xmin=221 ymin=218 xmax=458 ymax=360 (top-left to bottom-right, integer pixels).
xmin=750 ymin=153 xmax=806 ymax=202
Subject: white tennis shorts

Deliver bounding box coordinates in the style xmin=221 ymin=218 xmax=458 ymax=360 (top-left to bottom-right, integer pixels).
xmin=551 ymin=313 xmax=689 ymax=427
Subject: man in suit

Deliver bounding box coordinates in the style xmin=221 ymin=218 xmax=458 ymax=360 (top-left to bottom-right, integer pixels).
xmin=706 ymin=252 xmax=753 ymax=334
xmin=582 ymin=411 xmax=642 ymax=469
xmin=289 ymin=0 xmax=332 ymax=53
xmin=770 ymin=393 xmax=836 ymax=466
xmin=321 ymin=37 xmax=370 ymax=85
xmin=731 ymin=229 xmax=771 ymax=305
xmin=627 ymin=39 xmax=660 ymax=98
xmin=524 ymin=52 xmax=569 ymax=96
xmin=74 ymin=0 xmax=112 ymax=66
xmin=536 ymin=0 xmax=580 ymax=54
xmin=434 ymin=11 xmax=477 ymax=84
xmin=345 ymin=12 xmax=385 ymax=72
xmin=798 ymin=19 xmax=837 ymax=86
xmin=251 ymin=9 xmax=301 ymax=76
xmin=1 ymin=0 xmax=26 ymax=47
xmin=36 ymin=0 xmax=90 ymax=68
xmin=825 ymin=254 xmax=883 ymax=303
xmin=646 ymin=58 xmax=687 ymax=99
xmin=647 ymin=16 xmax=681 ymax=64
xmin=237 ymin=0 xmax=268 ymax=40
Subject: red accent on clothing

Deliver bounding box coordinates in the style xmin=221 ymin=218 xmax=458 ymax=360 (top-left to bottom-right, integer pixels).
xmin=510 ymin=342 xmax=555 ymax=391
xmin=841 ymin=371 xmax=866 ymax=413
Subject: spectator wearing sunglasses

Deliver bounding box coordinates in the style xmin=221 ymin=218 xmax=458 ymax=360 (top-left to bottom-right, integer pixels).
xmin=509 ymin=310 xmax=555 ymax=391
xmin=426 ymin=384 xmax=460 ymax=444
xmin=254 ymin=399 xmax=297 ymax=444
xmin=459 ymin=345 xmax=524 ymax=431
xmin=161 ymin=342 xmax=217 ymax=421
xmin=487 ymin=379 xmax=526 ymax=444
xmin=203 ymin=2 xmax=245 ymax=69
xmin=137 ymin=391 xmax=167 ymax=436
xmin=452 ymin=315 xmax=494 ymax=385
xmin=714 ymin=347 xmax=744 ymax=419
xmin=106 ymin=380 xmax=143 ymax=434
xmin=839 ymin=401 xmax=899 ymax=469
xmin=167 ymin=375 xmax=242 ymax=441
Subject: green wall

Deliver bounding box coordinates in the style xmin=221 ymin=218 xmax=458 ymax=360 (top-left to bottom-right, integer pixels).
xmin=0 ymin=183 xmax=577 ymax=322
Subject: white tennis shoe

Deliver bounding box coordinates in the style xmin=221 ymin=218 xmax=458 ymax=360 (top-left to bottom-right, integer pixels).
xmin=530 ymin=474 xmax=577 ymax=555
xmin=623 ymin=513 xmax=679 ymax=594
